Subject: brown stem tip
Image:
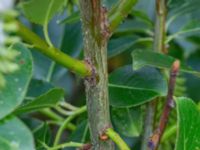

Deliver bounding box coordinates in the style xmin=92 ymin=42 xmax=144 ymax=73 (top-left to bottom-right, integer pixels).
xmin=148 ymin=60 xmax=180 ymax=150
xmin=172 ymin=60 xmax=180 ymax=73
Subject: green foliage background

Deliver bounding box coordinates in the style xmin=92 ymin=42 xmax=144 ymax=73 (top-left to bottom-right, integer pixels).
xmin=0 ymin=0 xmax=200 ymax=149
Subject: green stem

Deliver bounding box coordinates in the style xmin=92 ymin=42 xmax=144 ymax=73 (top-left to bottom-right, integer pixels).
xmin=40 ymin=108 xmax=63 ymax=121
xmin=46 ymin=61 xmax=56 ymax=82
xmin=43 ymin=0 xmax=54 ymax=47
xmin=108 ymin=0 xmax=138 ymax=34
xmin=81 ymin=122 xmax=89 ymax=143
xmin=105 ymin=128 xmax=130 ymax=150
xmin=16 ymin=21 xmax=91 ymax=77
xmin=55 ymin=106 xmax=73 ymax=116
xmin=53 ymin=106 xmax=87 ymax=146
xmin=153 ymin=0 xmax=167 ymax=53
xmin=60 ymin=101 xmax=78 ymax=111
xmin=39 ymin=108 xmax=76 ymax=131
xmin=48 ymin=142 xmax=84 ymax=150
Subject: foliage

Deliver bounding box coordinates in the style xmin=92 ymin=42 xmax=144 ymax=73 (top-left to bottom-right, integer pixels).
xmin=0 ymin=0 xmax=200 ymax=150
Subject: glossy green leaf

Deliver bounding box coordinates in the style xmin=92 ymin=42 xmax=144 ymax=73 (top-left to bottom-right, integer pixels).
xmin=0 ymin=43 xmax=33 ymax=119
xmin=111 ymin=107 xmax=142 ymax=137
xmin=115 ymin=19 xmax=153 ymax=36
xmin=108 ymin=35 xmax=152 ymax=58
xmin=132 ymin=49 xmax=200 ymax=77
xmin=26 ymin=79 xmax=54 ymax=97
xmin=109 ymin=65 xmax=167 ymax=107
xmin=21 ymin=0 xmax=65 ymax=25
xmin=0 ymin=117 xmax=35 ymax=150
xmin=175 ymin=97 xmax=200 ymax=150
xmin=15 ymin=88 xmax=64 ymax=114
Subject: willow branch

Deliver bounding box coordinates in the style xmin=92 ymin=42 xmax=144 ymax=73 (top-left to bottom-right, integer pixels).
xmin=148 ymin=60 xmax=180 ymax=150
xmin=80 ymin=0 xmax=114 ymax=149
xmin=15 ymin=21 xmax=91 ymax=77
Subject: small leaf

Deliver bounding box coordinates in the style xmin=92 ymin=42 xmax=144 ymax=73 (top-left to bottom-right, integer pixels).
xmin=109 ymin=65 xmax=167 ymax=107
xmin=132 ymin=49 xmax=200 ymax=77
xmin=0 ymin=117 xmax=35 ymax=150
xmin=15 ymin=88 xmax=64 ymax=114
xmin=111 ymin=107 xmax=142 ymax=137
xmin=0 ymin=43 xmax=33 ymax=119
xmin=175 ymin=97 xmax=200 ymax=150
xmin=21 ymin=0 xmax=65 ymax=25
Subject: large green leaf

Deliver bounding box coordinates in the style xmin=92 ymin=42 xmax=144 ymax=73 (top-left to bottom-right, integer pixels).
xmin=21 ymin=0 xmax=65 ymax=25
xmin=15 ymin=88 xmax=64 ymax=114
xmin=0 ymin=43 xmax=33 ymax=119
xmin=15 ymin=79 xmax=64 ymax=114
xmin=111 ymin=107 xmax=142 ymax=137
xmin=132 ymin=49 xmax=200 ymax=77
xmin=0 ymin=117 xmax=35 ymax=150
xmin=175 ymin=97 xmax=200 ymax=150
xmin=109 ymin=65 xmax=167 ymax=107
xmin=14 ymin=79 xmax=64 ymax=114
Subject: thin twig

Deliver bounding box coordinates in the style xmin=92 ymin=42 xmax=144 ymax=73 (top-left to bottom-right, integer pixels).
xmin=142 ymin=0 xmax=167 ymax=148
xmin=53 ymin=106 xmax=87 ymax=146
xmin=148 ymin=60 xmax=180 ymax=150
xmin=40 ymin=141 xmax=84 ymax=150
